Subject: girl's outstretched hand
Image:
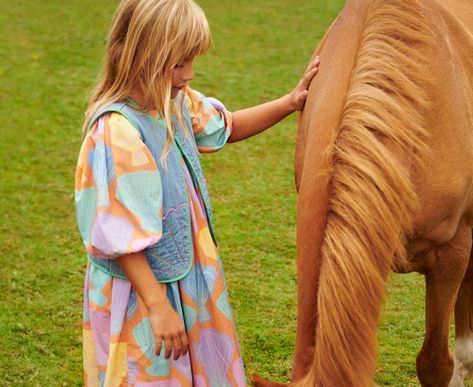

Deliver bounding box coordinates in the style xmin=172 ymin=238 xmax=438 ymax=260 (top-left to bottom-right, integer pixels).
xmin=289 ymin=56 xmax=320 ymax=111
xmin=148 ymin=302 xmax=189 ymax=360
xmin=229 ymin=55 xmax=320 ymax=142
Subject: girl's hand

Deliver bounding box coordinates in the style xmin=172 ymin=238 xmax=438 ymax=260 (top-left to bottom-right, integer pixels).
xmin=116 ymin=253 xmax=188 ymax=361
xmin=148 ymin=301 xmax=189 ymax=360
xmin=229 ymin=55 xmax=320 ymax=142
xmin=289 ymin=56 xmax=320 ymax=111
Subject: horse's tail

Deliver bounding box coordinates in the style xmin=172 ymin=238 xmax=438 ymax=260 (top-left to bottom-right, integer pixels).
xmin=294 ymin=1 xmax=432 ymax=385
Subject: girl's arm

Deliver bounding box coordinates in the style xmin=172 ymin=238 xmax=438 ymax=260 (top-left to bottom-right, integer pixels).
xmin=116 ymin=252 xmax=188 ymax=360
xmin=229 ymin=56 xmax=320 ymax=143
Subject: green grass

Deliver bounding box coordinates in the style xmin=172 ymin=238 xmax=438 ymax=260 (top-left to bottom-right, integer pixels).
xmin=0 ymin=1 xmax=463 ymax=386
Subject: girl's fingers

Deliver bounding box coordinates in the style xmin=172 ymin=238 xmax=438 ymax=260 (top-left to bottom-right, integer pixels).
xmin=180 ymin=331 xmax=189 ymax=356
xmin=300 ymin=67 xmax=318 ymax=89
xmin=156 ymin=338 xmax=163 ymax=356
xmin=306 ymin=66 xmax=319 ymax=79
xmin=164 ymin=336 xmax=173 ymax=359
xmin=172 ymin=335 xmax=183 ymax=360
xmin=305 ymin=55 xmax=320 ymax=73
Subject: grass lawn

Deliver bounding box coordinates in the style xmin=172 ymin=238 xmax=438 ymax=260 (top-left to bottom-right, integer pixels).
xmin=0 ymin=0 xmax=462 ymax=386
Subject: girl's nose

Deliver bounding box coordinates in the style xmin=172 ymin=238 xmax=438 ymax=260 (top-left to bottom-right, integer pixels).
xmin=183 ymin=64 xmax=194 ymax=82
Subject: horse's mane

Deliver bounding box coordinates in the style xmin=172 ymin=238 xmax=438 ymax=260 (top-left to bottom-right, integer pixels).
xmin=297 ymin=0 xmax=433 ymax=385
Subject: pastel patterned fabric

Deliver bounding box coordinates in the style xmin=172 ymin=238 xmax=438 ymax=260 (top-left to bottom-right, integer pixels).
xmin=75 ymin=87 xmax=232 ymax=260
xmin=76 ymin=88 xmax=245 ymax=386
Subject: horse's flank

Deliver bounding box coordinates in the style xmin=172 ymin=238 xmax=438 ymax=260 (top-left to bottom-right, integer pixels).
xmin=296 ymin=0 xmax=433 ymax=385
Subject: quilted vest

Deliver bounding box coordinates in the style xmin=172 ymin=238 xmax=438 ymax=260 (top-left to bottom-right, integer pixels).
xmin=84 ymin=96 xmax=216 ymax=283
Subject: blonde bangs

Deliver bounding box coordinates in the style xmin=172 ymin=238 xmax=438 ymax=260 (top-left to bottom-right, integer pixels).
xmin=170 ymin=0 xmax=212 ymax=65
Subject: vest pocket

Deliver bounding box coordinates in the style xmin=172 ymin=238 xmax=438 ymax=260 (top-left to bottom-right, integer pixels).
xmin=145 ymin=203 xmax=192 ymax=282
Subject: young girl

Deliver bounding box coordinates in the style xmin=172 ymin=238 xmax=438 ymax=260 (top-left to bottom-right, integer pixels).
xmin=75 ymin=0 xmax=319 ymax=385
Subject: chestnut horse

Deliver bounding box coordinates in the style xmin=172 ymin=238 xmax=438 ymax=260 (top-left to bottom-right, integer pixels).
xmin=253 ymin=0 xmax=473 ymax=386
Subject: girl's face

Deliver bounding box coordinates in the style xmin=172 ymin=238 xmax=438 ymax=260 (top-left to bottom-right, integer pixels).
xmin=171 ymin=57 xmax=195 ymax=98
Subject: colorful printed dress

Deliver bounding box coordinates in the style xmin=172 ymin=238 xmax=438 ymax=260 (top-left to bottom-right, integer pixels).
xmin=75 ymin=88 xmax=246 ymax=386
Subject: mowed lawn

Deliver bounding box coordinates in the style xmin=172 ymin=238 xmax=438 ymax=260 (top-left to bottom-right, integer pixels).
xmin=0 ymin=0 xmax=454 ymax=386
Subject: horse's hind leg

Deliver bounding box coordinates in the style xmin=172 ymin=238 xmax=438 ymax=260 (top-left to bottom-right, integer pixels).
xmin=416 ymin=225 xmax=471 ymax=387
xmin=450 ymin=243 xmax=473 ymax=387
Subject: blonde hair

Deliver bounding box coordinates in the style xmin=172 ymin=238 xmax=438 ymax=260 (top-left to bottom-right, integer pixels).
xmin=83 ymin=0 xmax=212 ymax=162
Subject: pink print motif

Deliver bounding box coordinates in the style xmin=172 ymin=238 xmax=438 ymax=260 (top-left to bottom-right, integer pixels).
xmin=91 ymin=115 xmax=106 ymax=140
xmin=90 ymin=211 xmax=134 ymax=257
xmin=135 ymin=379 xmax=180 ymax=387
xmin=232 ymin=357 xmax=247 ymax=387
xmin=193 ymin=375 xmax=208 ymax=387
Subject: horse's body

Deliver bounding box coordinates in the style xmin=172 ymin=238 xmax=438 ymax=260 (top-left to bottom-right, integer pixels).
xmin=253 ymin=0 xmax=473 ymax=386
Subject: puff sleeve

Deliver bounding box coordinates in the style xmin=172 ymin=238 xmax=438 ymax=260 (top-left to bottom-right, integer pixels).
xmin=183 ymin=86 xmax=233 ymax=153
xmin=75 ymin=112 xmax=163 ymax=259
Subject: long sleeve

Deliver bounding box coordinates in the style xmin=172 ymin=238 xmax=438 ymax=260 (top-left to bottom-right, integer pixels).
xmin=75 ymin=112 xmax=163 ymax=259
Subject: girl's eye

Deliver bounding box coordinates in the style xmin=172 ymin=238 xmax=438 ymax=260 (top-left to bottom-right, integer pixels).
xmin=175 ymin=63 xmax=184 ymax=69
